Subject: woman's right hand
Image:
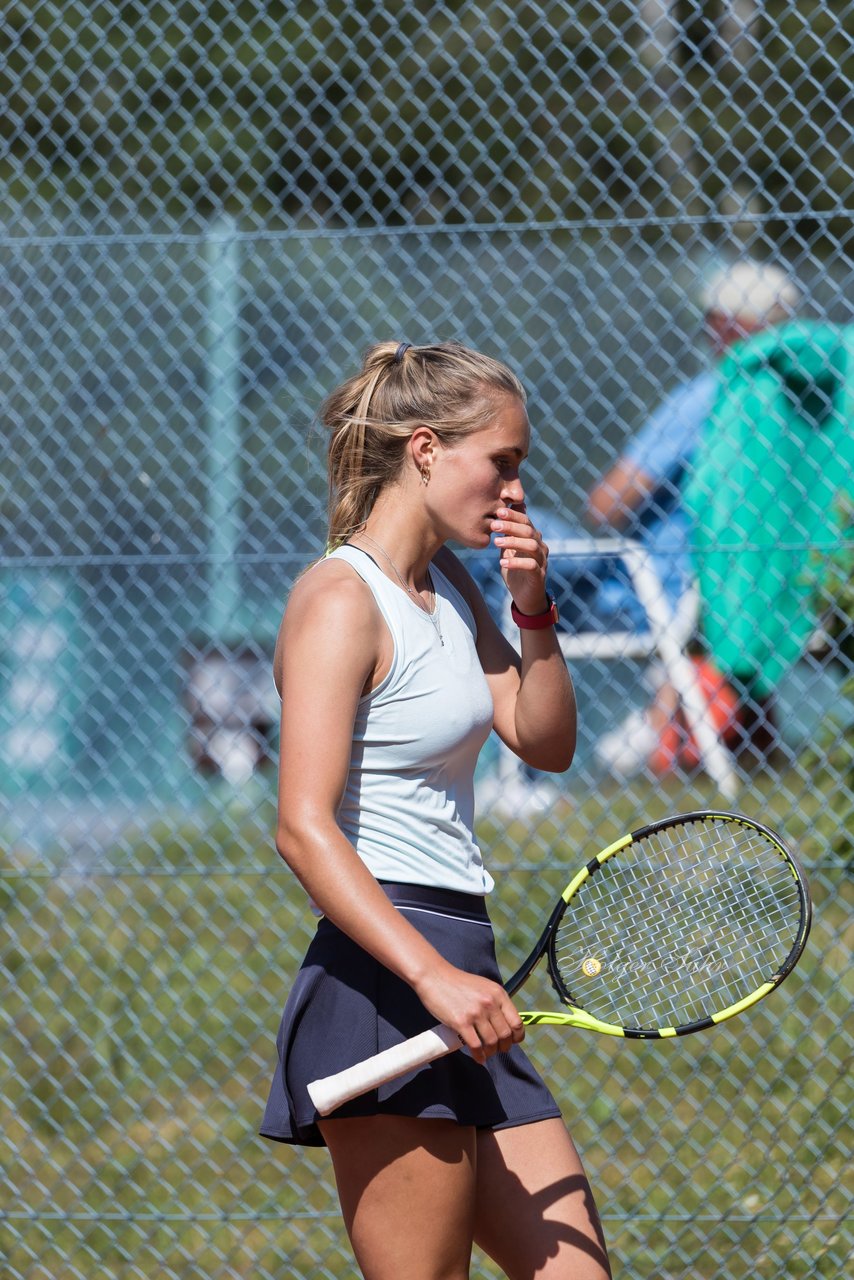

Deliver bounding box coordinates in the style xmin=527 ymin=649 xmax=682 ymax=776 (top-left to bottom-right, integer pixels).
xmin=412 ymin=959 xmax=525 ymax=1064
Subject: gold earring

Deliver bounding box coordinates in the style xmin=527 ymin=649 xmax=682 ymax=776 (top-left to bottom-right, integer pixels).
xmin=421 ymin=464 xmax=430 ymax=486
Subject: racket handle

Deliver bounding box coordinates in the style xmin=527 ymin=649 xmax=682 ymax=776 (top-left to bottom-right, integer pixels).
xmin=307 ymin=1023 xmax=461 ymax=1116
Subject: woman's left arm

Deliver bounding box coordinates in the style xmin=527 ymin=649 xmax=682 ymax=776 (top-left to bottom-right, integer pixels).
xmin=437 ymin=509 xmax=577 ymax=771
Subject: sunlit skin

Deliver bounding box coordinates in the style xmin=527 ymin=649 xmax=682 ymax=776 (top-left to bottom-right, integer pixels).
xmin=423 ymin=395 xmax=532 ymax=546
xmin=361 ymin=393 xmax=550 ymax=619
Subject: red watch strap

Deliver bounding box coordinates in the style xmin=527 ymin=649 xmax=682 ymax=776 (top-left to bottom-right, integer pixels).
xmin=511 ymin=594 xmax=559 ymax=629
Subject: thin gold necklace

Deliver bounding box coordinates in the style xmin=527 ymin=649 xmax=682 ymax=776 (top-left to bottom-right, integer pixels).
xmin=355 ymin=533 xmax=444 ymax=646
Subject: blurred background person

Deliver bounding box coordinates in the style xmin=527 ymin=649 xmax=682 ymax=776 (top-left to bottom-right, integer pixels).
xmin=593 ymin=259 xmax=801 ymax=775
xmin=677 ymin=308 xmax=853 ymax=776
xmin=597 ymin=265 xmax=853 ymax=782
xmin=473 ymin=261 xmax=798 ymax=642
xmin=471 ymin=259 xmax=804 ymax=788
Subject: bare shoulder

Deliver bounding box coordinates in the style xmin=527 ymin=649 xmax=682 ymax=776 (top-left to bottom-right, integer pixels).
xmin=274 ymin=557 xmax=381 ymax=691
xmin=286 ymin=556 xmax=375 ymax=621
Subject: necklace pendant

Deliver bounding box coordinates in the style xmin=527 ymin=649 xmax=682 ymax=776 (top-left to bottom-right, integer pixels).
xmin=358 ymin=533 xmax=446 ymax=648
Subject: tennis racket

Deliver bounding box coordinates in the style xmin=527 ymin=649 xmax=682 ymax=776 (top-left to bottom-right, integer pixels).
xmin=307 ymin=810 xmax=811 ymax=1116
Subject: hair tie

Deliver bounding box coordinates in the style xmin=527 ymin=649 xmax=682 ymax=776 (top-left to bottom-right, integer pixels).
xmin=393 ymin=341 xmax=413 ymax=363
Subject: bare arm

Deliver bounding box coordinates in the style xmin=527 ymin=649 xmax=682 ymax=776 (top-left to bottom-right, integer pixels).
xmin=587 ymin=458 xmax=657 ymax=531
xmin=437 ymin=509 xmax=577 ymax=772
xmin=274 ymin=560 xmax=523 ymax=1062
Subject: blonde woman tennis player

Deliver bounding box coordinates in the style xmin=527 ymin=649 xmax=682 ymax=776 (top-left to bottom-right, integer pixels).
xmin=261 ymin=340 xmax=611 ymax=1280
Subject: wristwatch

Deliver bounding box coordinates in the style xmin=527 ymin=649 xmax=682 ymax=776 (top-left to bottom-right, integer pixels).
xmin=510 ymin=594 xmax=559 ymax=630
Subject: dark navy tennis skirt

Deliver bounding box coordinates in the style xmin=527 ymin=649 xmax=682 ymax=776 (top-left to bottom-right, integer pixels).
xmin=260 ymin=882 xmax=561 ymax=1147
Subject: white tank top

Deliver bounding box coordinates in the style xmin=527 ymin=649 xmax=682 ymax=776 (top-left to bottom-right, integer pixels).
xmin=327 ymin=544 xmax=495 ymax=894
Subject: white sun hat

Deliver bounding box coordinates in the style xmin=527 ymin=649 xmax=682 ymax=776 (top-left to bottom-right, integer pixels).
xmin=701 ymin=261 xmax=800 ymax=322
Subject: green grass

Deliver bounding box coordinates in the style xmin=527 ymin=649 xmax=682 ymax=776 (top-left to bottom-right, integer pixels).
xmin=1 ymin=774 xmax=851 ymax=1279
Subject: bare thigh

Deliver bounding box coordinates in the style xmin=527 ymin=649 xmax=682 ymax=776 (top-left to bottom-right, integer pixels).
xmin=319 ymin=1115 xmax=478 ymax=1280
xmin=473 ymin=1118 xmax=612 ymax=1280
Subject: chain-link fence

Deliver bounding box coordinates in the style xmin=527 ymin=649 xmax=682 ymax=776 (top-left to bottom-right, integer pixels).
xmin=2 ymin=3 xmax=852 ymax=1276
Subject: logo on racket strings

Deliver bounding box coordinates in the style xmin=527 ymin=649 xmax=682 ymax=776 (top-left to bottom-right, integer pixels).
xmin=580 ymin=951 xmax=729 ymax=978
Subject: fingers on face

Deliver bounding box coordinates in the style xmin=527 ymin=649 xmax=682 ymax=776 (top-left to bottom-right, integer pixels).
xmin=496 ymin=528 xmax=547 ymax=567
xmin=495 ymin=511 xmax=549 ymax=557
xmin=502 ymin=508 xmax=540 ymax=537
xmin=500 ymin=545 xmax=547 ymax=572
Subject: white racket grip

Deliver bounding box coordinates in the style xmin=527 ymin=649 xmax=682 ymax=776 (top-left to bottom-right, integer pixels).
xmin=307 ymin=1023 xmax=461 ymax=1116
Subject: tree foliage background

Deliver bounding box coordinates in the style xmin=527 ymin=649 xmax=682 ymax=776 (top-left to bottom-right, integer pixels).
xmin=2 ymin=0 xmax=851 ymax=245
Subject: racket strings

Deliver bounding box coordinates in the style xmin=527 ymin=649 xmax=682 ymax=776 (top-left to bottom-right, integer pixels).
xmin=553 ymin=818 xmax=805 ymax=1031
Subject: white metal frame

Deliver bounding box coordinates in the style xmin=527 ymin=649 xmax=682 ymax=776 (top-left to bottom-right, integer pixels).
xmin=499 ymin=537 xmax=739 ymax=799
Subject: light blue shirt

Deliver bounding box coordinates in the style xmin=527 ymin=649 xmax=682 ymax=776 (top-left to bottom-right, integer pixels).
xmin=601 ymin=371 xmax=717 ymax=617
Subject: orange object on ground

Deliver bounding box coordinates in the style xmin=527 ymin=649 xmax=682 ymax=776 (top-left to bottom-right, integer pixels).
xmin=649 ymin=659 xmax=740 ymax=774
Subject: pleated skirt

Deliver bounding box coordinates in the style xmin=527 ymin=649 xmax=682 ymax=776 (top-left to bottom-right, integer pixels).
xmin=259 ymin=882 xmax=561 ymax=1147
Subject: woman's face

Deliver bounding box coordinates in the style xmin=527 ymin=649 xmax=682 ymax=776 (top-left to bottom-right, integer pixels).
xmin=428 ymin=394 xmax=531 ymax=548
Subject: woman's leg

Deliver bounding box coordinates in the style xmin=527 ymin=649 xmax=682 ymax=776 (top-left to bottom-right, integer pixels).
xmin=319 ymin=1115 xmax=478 ymax=1280
xmin=473 ymin=1117 xmax=612 ymax=1280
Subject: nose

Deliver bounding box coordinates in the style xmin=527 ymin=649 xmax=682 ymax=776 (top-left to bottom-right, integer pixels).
xmin=501 ymin=474 xmax=525 ymax=506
